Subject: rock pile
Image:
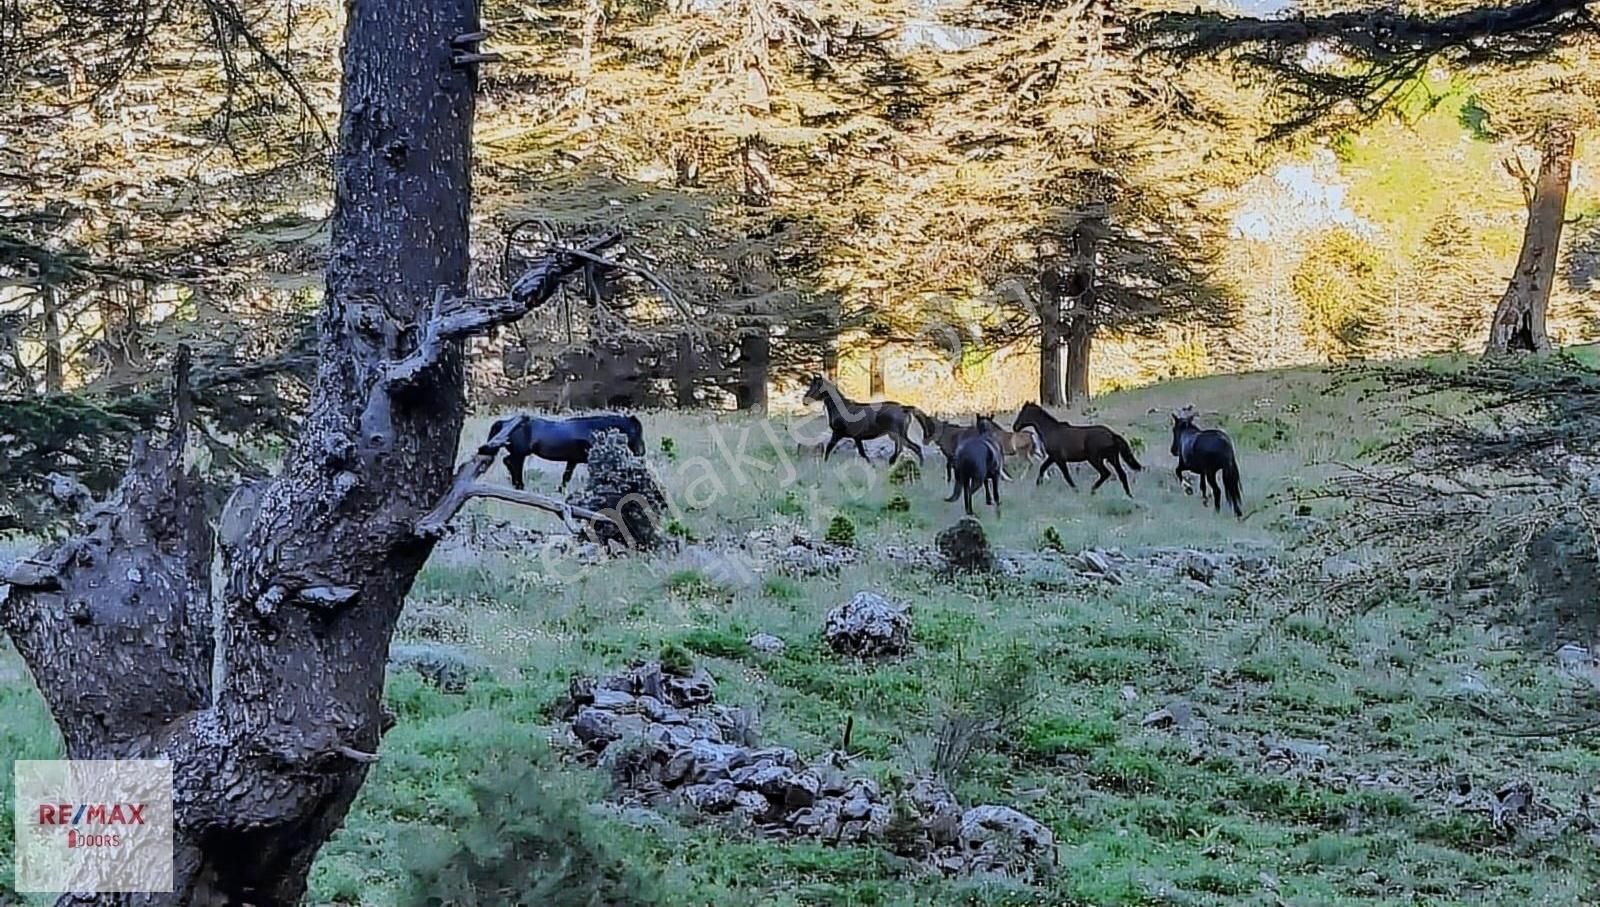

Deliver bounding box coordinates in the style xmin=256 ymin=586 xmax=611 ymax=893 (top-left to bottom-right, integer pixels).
xmin=824 ymin=591 xmax=912 ymax=659
xmin=936 ymin=517 xmax=994 ymax=572
xmin=558 ymin=660 xmax=1056 ymax=879
xmin=744 ymin=527 xmax=859 ymax=576
xmin=572 ymin=430 xmax=668 ymax=550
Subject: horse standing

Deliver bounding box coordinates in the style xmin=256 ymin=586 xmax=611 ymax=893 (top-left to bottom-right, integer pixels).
xmin=913 ymin=411 xmax=1036 ymax=483
xmin=944 ymin=415 xmax=1005 ymax=516
xmin=1170 ymin=410 xmax=1243 ymax=518
xmin=802 ymin=375 xmax=925 ymax=465
xmin=1012 ymin=402 xmax=1142 ymax=496
xmin=485 ymin=413 xmax=646 ymax=490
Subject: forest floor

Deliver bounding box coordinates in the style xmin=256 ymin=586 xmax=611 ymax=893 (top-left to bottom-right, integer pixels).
xmin=3 ymin=358 xmax=1599 ymax=906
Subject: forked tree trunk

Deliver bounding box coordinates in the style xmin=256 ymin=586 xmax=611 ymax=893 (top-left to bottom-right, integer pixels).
xmin=1485 ymin=123 xmax=1575 ymax=355
xmin=1 ymin=2 xmax=482 ymax=904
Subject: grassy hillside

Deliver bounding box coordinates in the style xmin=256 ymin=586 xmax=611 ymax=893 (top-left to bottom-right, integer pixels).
xmin=3 ymin=362 xmax=1598 ymax=905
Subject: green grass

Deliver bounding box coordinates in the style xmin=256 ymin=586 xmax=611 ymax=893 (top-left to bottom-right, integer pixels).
xmin=4 ymin=360 xmax=1600 ymax=905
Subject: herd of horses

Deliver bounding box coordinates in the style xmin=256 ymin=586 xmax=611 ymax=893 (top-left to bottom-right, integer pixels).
xmin=484 ymin=374 xmax=1244 ymax=520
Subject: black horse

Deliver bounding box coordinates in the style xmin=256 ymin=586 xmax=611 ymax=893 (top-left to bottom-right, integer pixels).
xmin=1170 ymin=410 xmax=1242 ymax=518
xmin=486 ymin=413 xmax=645 ymax=490
xmin=1012 ymin=402 xmax=1142 ymax=496
xmin=944 ymin=415 xmax=1004 ymax=516
xmin=802 ymin=375 xmax=924 ymax=464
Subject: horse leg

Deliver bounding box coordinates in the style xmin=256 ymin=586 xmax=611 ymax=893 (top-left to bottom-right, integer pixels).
xmin=1206 ymin=470 xmax=1223 ymax=512
xmin=854 ymin=439 xmax=870 ymax=461
xmin=964 ymin=480 xmax=976 ymax=517
xmin=506 ymin=454 xmax=527 ymax=491
xmin=991 ymin=474 xmax=1001 ymax=511
xmin=1111 ymin=458 xmax=1132 ymax=497
xmin=1036 ymin=458 xmax=1053 ymax=485
xmin=887 ymin=434 xmax=903 ymax=464
xmin=823 ymin=432 xmax=846 ymax=461
xmin=560 ymin=461 xmax=579 ymax=491
xmin=1089 ymin=458 xmax=1112 ymax=494
xmin=1059 ymin=463 xmax=1079 ymax=491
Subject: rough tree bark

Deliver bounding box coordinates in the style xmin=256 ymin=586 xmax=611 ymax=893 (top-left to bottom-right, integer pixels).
xmin=1037 ymin=282 xmax=1064 ymax=407
xmin=0 ymin=2 xmax=494 ymax=904
xmin=1485 ymin=122 xmax=1575 ymax=355
xmin=1064 ymin=314 xmax=1094 ymax=405
xmin=674 ymin=332 xmax=697 ymax=408
xmin=869 ymin=345 xmax=887 ymax=397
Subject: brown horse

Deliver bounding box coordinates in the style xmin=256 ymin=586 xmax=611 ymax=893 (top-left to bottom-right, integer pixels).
xmin=913 ymin=411 xmax=1036 ymax=483
xmin=1012 ymin=401 xmax=1142 ymax=496
xmin=802 ymin=375 xmax=925 ymax=464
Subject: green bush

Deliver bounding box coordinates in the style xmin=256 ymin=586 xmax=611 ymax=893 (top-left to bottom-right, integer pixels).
xmin=657 ymin=641 xmax=695 ymax=675
xmin=883 ymin=492 xmax=911 ymax=513
xmin=664 ymin=518 xmax=696 ymax=541
xmin=825 ymin=514 xmax=857 ymax=546
xmin=399 ymin=753 xmax=663 ymax=907
xmin=676 ymin=627 xmax=752 ymax=660
xmin=887 ymin=458 xmax=921 ymax=486
xmin=1040 ymin=525 xmax=1065 ymax=553
xmin=659 ymin=436 xmax=677 ymax=461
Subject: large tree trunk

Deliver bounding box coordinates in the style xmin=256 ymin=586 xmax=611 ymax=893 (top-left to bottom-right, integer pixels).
xmin=1064 ymin=314 xmax=1093 ymax=405
xmin=1485 ymin=123 xmax=1575 ymax=355
xmin=674 ymin=332 xmax=697 ymax=408
xmin=1038 ymin=285 xmax=1064 ymax=407
xmin=1 ymin=2 xmax=484 ymax=904
xmin=736 ymin=326 xmax=769 ymax=411
xmin=43 ymin=283 xmax=64 ymax=393
xmin=869 ymin=345 xmax=887 ymax=397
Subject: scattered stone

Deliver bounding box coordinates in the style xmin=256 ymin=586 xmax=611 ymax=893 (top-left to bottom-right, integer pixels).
xmin=677 ymin=545 xmax=760 ymax=588
xmin=1120 ymin=685 xmax=1139 ymax=703
xmin=1556 ymin=643 xmax=1593 ymax=670
xmin=824 ymin=591 xmax=912 ymax=659
xmin=956 ymin=805 xmax=1056 ymax=880
xmin=1141 ymin=698 xmax=1196 ymax=731
xmin=1176 ymin=551 xmax=1219 ymax=585
xmin=682 ymin=780 xmax=738 ymax=813
xmin=936 ymin=517 xmax=995 ymax=572
xmin=387 ymin=643 xmax=480 ymax=693
xmin=748 ymin=633 xmax=786 ymax=655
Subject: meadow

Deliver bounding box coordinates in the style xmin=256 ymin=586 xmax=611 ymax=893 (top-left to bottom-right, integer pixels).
xmin=3 ymin=361 xmax=1598 ymax=906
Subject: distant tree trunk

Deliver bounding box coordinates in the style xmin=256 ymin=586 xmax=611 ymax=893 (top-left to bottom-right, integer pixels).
xmin=869 ymin=345 xmax=887 ymax=397
xmin=99 ymin=283 xmax=143 ymax=380
xmin=1064 ymin=314 xmax=1093 ymax=405
xmin=1485 ymin=123 xmax=1574 ymax=355
xmin=1 ymin=2 xmax=485 ymax=904
xmin=674 ymin=332 xmax=697 ymax=408
xmin=42 ymin=283 xmax=64 ymax=393
xmin=822 ymin=342 xmax=838 ymax=380
xmin=1038 ymin=282 xmax=1064 ymax=407
xmin=736 ymin=326 xmax=769 ymax=411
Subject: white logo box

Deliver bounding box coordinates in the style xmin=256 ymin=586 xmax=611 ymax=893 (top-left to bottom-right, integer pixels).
xmin=14 ymin=760 xmax=174 ymax=893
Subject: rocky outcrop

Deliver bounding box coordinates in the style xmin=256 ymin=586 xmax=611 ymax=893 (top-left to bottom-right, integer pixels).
xmin=558 ymin=661 xmax=1055 ymax=879
xmin=936 ymin=517 xmax=994 ymax=572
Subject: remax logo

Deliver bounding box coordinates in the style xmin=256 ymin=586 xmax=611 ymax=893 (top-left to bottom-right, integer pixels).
xmin=38 ymin=803 xmax=149 ymax=826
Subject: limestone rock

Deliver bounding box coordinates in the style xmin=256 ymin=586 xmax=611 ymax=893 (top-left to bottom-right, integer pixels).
xmin=824 ymin=591 xmax=912 ymax=659
xmin=936 ymin=517 xmax=995 ymax=572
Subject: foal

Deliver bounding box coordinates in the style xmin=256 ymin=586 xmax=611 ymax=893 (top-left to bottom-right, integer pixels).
xmin=1012 ymin=402 xmax=1142 ymax=496
xmin=913 ymin=411 xmax=1031 ymax=483
xmin=1170 ymin=410 xmax=1243 ymax=518
xmin=944 ymin=415 xmax=1005 ymax=516
xmin=802 ymin=375 xmax=924 ymax=465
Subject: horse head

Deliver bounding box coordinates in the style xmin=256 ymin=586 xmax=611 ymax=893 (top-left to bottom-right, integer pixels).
xmin=976 ymin=414 xmax=999 ymax=434
xmin=802 ymin=375 xmax=828 ymax=404
xmin=1012 ymin=401 xmax=1042 ymax=432
xmin=1171 ymin=407 xmax=1197 ymax=457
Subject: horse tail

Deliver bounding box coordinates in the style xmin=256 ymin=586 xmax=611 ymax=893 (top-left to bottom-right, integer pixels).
xmin=1115 ymin=434 xmax=1142 ymax=471
xmin=1222 ymin=455 xmax=1243 ymax=518
xmin=909 ymin=407 xmax=934 ymax=442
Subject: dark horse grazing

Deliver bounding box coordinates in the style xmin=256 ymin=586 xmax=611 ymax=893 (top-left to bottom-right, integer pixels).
xmin=1171 ymin=410 xmax=1242 ymax=518
xmin=1012 ymin=402 xmax=1142 ymax=496
xmin=486 ymin=413 xmax=645 ymax=490
xmin=945 ymin=415 xmax=1005 ymax=516
xmin=802 ymin=375 xmax=924 ymax=464
xmin=912 ymin=411 xmax=1024 ymax=483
